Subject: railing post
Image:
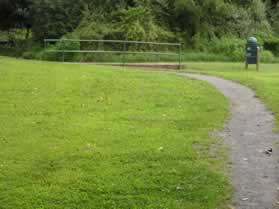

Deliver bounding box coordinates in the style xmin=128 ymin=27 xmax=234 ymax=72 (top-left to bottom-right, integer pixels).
xmin=256 ymin=47 xmax=260 ymax=71
xmin=122 ymin=41 xmax=126 ymax=67
xmin=62 ymin=39 xmax=65 ymax=62
xmin=43 ymin=39 xmax=46 ymax=61
xmin=178 ymin=44 xmax=182 ymax=70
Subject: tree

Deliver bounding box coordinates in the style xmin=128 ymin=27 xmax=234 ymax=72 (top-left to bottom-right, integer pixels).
xmin=0 ymin=0 xmax=32 ymax=38
xmin=31 ymin=0 xmax=83 ymax=41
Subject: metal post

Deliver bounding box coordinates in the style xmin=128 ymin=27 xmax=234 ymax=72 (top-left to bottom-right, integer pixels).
xmin=245 ymin=49 xmax=248 ymax=70
xmin=157 ymin=54 xmax=160 ymax=62
xmin=178 ymin=44 xmax=182 ymax=70
xmin=62 ymin=39 xmax=65 ymax=62
xmin=122 ymin=42 xmax=126 ymax=67
xmin=256 ymin=47 xmax=260 ymax=71
xmin=43 ymin=39 xmax=46 ymax=61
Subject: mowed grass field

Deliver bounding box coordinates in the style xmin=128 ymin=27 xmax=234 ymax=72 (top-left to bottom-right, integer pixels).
xmin=185 ymin=62 xmax=279 ymax=130
xmin=0 ymin=57 xmax=230 ymax=209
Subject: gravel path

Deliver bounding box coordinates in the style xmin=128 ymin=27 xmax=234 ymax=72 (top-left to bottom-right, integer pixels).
xmin=180 ymin=73 xmax=279 ymax=209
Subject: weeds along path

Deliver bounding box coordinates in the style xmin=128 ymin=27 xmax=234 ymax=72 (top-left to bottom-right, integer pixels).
xmin=179 ymin=73 xmax=279 ymax=209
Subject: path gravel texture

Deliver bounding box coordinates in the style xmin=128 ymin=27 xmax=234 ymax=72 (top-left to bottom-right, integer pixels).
xmin=180 ymin=73 xmax=279 ymax=209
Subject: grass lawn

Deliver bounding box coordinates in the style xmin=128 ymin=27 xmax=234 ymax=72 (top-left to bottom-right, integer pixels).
xmin=184 ymin=62 xmax=279 ymax=130
xmin=0 ymin=57 xmax=230 ymax=209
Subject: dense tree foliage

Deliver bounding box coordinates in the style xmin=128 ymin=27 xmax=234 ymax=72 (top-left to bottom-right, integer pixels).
xmin=0 ymin=0 xmax=32 ymax=37
xmin=0 ymin=0 xmax=279 ymax=54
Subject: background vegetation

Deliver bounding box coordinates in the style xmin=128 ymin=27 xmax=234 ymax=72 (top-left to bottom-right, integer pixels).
xmin=1 ymin=0 xmax=279 ymax=62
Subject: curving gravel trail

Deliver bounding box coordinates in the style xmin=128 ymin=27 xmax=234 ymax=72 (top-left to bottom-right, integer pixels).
xmin=179 ymin=73 xmax=279 ymax=209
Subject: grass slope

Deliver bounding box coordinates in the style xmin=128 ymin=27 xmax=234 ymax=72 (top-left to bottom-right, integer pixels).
xmin=0 ymin=57 xmax=229 ymax=209
xmin=184 ymin=62 xmax=279 ymax=130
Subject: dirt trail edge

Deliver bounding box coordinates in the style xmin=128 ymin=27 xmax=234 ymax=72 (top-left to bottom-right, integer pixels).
xmin=179 ymin=73 xmax=279 ymax=209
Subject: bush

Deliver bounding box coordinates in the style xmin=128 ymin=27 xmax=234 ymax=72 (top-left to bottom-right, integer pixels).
xmin=22 ymin=51 xmax=35 ymax=59
xmin=0 ymin=40 xmax=34 ymax=57
xmin=209 ymin=37 xmax=246 ymax=61
xmin=264 ymin=38 xmax=279 ymax=56
xmin=43 ymin=35 xmax=80 ymax=61
xmin=182 ymin=51 xmax=231 ymax=62
xmin=0 ymin=46 xmax=20 ymax=57
xmin=181 ymin=37 xmax=277 ymax=63
xmin=261 ymin=50 xmax=275 ymax=63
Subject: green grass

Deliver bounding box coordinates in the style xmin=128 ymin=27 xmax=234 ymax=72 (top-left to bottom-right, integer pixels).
xmin=184 ymin=62 xmax=279 ymax=130
xmin=0 ymin=57 xmax=230 ymax=209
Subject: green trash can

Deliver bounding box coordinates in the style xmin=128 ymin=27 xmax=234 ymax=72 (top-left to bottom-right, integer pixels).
xmin=245 ymin=37 xmax=260 ymax=70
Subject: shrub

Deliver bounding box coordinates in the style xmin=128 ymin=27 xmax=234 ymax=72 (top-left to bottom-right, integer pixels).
xmin=22 ymin=51 xmax=35 ymax=59
xmin=209 ymin=37 xmax=246 ymax=61
xmin=182 ymin=51 xmax=231 ymax=62
xmin=43 ymin=35 xmax=80 ymax=61
xmin=260 ymin=50 xmax=275 ymax=63
xmin=264 ymin=38 xmax=279 ymax=56
xmin=0 ymin=46 xmax=19 ymax=57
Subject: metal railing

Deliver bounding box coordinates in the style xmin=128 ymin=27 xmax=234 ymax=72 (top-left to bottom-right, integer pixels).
xmin=44 ymin=39 xmax=182 ymax=68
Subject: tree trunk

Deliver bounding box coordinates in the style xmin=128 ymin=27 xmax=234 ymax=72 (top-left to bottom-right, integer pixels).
xmin=25 ymin=28 xmax=30 ymax=39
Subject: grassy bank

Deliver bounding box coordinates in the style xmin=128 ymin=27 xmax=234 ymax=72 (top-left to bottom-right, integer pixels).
xmin=184 ymin=62 xmax=279 ymax=130
xmin=0 ymin=57 xmax=230 ymax=209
